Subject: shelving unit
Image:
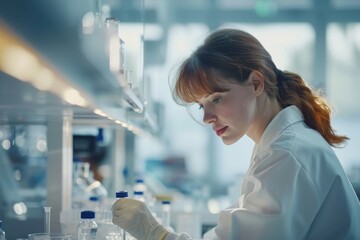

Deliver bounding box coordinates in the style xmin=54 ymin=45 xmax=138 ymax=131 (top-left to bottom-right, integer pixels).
xmin=0 ymin=0 xmax=154 ymax=132
xmin=0 ymin=0 xmax=154 ymax=236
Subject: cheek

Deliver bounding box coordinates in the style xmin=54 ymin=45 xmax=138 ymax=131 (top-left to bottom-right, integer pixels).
xmin=219 ymin=91 xmax=257 ymax=123
xmin=232 ymin=97 xmax=257 ymax=123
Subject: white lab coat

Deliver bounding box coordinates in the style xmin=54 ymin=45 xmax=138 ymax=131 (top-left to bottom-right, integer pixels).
xmin=166 ymin=105 xmax=360 ymax=240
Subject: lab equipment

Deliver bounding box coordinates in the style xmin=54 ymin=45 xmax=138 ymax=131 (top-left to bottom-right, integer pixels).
xmin=133 ymin=178 xmax=151 ymax=204
xmin=77 ymin=211 xmax=98 ymax=240
xmin=87 ymin=196 xmax=100 ymax=211
xmin=161 ymin=200 xmax=174 ymax=232
xmin=0 ymin=220 xmax=6 ymax=240
xmin=133 ymin=191 xmax=145 ymax=202
xmin=134 ymin=178 xmax=147 ymax=192
xmin=44 ymin=207 xmax=51 ymax=234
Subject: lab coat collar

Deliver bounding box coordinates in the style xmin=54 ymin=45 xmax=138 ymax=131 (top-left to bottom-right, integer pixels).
xmin=251 ymin=105 xmax=304 ymax=161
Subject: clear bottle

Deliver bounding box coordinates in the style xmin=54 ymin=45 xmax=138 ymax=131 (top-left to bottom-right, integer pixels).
xmin=87 ymin=196 xmax=100 ymax=212
xmin=133 ymin=191 xmax=145 ymax=202
xmin=78 ymin=210 xmax=98 ymax=240
xmin=134 ymin=178 xmax=149 ymax=203
xmin=0 ymin=220 xmax=5 ymax=240
xmin=134 ymin=178 xmax=147 ymax=193
xmin=161 ymin=201 xmax=174 ymax=232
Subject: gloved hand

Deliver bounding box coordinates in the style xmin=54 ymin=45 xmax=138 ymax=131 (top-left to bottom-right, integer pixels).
xmin=112 ymin=198 xmax=170 ymax=240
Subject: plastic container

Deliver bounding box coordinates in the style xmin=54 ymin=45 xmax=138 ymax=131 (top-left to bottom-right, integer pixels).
xmin=133 ymin=191 xmax=145 ymax=202
xmin=134 ymin=178 xmax=147 ymax=192
xmin=0 ymin=220 xmax=6 ymax=240
xmin=161 ymin=201 xmax=171 ymax=228
xmin=77 ymin=211 xmax=98 ymax=240
xmin=87 ymin=196 xmax=100 ymax=211
xmin=161 ymin=200 xmax=175 ymax=232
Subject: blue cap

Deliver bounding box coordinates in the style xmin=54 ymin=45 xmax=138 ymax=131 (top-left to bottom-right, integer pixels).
xmin=89 ymin=196 xmax=99 ymax=201
xmin=162 ymin=200 xmax=171 ymax=204
xmin=134 ymin=191 xmax=144 ymax=195
xmin=135 ymin=179 xmax=144 ymax=183
xmin=81 ymin=210 xmax=95 ymax=219
xmin=116 ymin=191 xmax=128 ymax=198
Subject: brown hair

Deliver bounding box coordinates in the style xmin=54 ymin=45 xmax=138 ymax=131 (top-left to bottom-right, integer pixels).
xmin=172 ymin=28 xmax=348 ymax=147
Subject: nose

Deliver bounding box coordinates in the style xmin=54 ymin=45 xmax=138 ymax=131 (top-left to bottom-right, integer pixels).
xmin=202 ymin=107 xmax=216 ymax=124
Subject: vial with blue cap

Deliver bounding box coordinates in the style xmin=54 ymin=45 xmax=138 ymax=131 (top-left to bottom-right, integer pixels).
xmin=77 ymin=210 xmax=98 ymax=240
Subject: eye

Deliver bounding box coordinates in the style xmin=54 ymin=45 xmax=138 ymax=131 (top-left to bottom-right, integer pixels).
xmin=212 ymin=96 xmax=221 ymax=105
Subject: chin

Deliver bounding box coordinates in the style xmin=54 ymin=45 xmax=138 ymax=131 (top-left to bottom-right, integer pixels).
xmin=222 ymin=137 xmax=238 ymax=145
xmin=221 ymin=133 xmax=243 ymax=145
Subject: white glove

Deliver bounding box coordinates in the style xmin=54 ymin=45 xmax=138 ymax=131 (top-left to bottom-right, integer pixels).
xmin=112 ymin=198 xmax=169 ymax=240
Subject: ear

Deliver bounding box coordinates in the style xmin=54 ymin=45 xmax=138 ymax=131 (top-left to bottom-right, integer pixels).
xmin=249 ymin=70 xmax=265 ymax=96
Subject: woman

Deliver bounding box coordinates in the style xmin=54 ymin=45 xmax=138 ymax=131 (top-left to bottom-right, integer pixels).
xmin=112 ymin=28 xmax=360 ymax=239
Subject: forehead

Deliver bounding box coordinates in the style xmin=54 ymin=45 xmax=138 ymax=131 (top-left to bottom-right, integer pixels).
xmin=175 ymin=54 xmax=251 ymax=105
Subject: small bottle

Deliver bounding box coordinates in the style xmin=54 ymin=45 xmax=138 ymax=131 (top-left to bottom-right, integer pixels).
xmin=161 ymin=201 xmax=174 ymax=232
xmin=78 ymin=211 xmax=98 ymax=240
xmin=88 ymin=196 xmax=100 ymax=212
xmin=134 ymin=178 xmax=147 ymax=192
xmin=133 ymin=191 xmax=145 ymax=202
xmin=134 ymin=178 xmax=149 ymax=203
xmin=0 ymin=220 xmax=5 ymax=240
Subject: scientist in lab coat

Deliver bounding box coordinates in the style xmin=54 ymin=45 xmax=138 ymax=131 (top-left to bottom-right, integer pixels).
xmin=112 ymin=28 xmax=360 ymax=239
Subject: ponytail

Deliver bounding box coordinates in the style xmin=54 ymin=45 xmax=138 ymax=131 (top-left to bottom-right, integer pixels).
xmin=276 ymin=70 xmax=348 ymax=147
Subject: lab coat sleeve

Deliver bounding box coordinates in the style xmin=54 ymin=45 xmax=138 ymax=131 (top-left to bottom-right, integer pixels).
xmin=213 ymin=149 xmax=321 ymax=240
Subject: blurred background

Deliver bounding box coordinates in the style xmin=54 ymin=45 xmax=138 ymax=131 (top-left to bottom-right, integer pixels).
xmin=0 ymin=0 xmax=360 ymax=239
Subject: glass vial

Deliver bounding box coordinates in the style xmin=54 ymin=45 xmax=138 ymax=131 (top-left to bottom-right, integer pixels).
xmin=161 ymin=200 xmax=173 ymax=231
xmin=78 ymin=210 xmax=98 ymax=240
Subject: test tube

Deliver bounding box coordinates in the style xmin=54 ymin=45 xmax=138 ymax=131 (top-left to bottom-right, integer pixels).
xmin=44 ymin=206 xmax=51 ymax=234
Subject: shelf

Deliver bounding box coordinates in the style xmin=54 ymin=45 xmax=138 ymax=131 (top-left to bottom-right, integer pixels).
xmin=0 ymin=0 xmax=157 ymax=134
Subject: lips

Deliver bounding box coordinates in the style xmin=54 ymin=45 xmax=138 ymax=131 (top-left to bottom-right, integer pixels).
xmin=215 ymin=126 xmax=228 ymax=136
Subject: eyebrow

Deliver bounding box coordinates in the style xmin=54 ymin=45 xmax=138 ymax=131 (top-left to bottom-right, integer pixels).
xmin=195 ymin=91 xmax=224 ymax=104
